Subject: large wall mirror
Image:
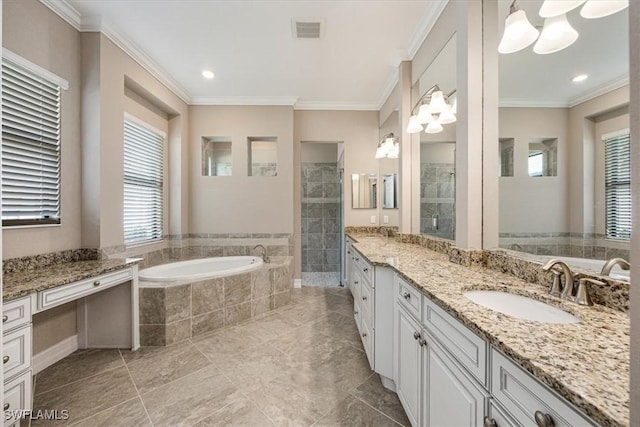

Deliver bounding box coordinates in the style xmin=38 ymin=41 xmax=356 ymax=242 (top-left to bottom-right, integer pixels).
xmin=379 ymin=108 xmax=400 ymax=225
xmin=414 ymin=34 xmax=457 ymax=240
xmin=497 ymin=1 xmax=630 ymax=280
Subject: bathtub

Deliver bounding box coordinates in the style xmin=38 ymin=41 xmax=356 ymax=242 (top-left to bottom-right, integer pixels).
xmin=139 ymin=256 xmax=263 ymax=283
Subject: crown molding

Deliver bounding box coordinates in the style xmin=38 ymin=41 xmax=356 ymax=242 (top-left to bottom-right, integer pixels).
xmin=407 ymin=0 xmax=450 ymax=59
xmin=294 ymin=101 xmax=379 ymax=111
xmin=190 ymin=96 xmax=299 ymax=106
xmin=568 ymin=77 xmax=629 ymax=108
xmin=39 ymin=0 xmax=81 ymax=30
xmin=499 ymin=99 xmax=570 ymax=108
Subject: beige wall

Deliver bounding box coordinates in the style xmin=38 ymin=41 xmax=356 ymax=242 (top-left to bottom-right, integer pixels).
xmin=32 ymin=302 xmax=77 ymax=355
xmin=499 ymin=107 xmax=570 ymax=233
xmin=2 ymin=0 xmax=82 ymax=258
xmin=81 ymin=33 xmax=189 ymax=249
xmin=301 ymin=142 xmax=338 ymax=163
xmin=189 ymin=105 xmax=294 ymax=234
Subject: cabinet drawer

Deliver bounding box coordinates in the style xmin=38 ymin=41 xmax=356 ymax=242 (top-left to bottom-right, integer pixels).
xmin=423 ymin=297 xmax=487 ymax=385
xmin=354 ymin=300 xmax=362 ymax=333
xmin=3 ymin=326 xmax=31 ymax=381
xmin=352 ymin=251 xmax=373 ymax=286
xmin=360 ymin=280 xmax=374 ymax=326
xmin=38 ymin=268 xmax=132 ymax=311
xmin=360 ymin=317 xmax=374 ymax=369
xmin=352 ymin=270 xmax=362 ymax=302
xmin=397 ymin=277 xmax=421 ymax=320
xmin=2 ymin=297 xmax=31 ymax=332
xmin=4 ymin=370 xmax=32 ymax=427
xmin=491 ymin=349 xmax=597 ymax=427
xmin=488 ymin=399 xmax=521 ymax=427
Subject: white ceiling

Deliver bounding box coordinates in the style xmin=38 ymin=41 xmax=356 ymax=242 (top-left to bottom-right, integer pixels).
xmin=498 ymin=0 xmax=629 ymax=107
xmin=54 ymin=0 xmax=447 ymax=109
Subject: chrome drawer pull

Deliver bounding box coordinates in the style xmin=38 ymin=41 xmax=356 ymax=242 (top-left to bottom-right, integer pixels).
xmin=534 ymin=411 xmax=555 ymax=427
xmin=2 ymin=315 xmax=7 ymax=323
xmin=483 ymin=417 xmax=498 ymax=427
xmin=3 ymin=355 xmax=10 ymax=364
xmin=362 ymin=296 xmax=367 ymax=301
xmin=354 ymin=281 xmax=359 ymax=285
xmin=402 ymin=292 xmax=411 ymax=300
xmin=418 ymin=338 xmax=427 ymax=347
xmin=413 ymin=331 xmax=421 ymax=340
xmin=354 ymin=310 xmax=359 ymax=315
xmin=355 ymin=257 xmax=359 ymax=261
xmin=363 ymin=268 xmax=368 ymax=272
xmin=93 ymin=280 xmax=101 ymax=287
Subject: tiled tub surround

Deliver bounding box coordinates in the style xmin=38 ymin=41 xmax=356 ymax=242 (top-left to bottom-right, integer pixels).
xmin=102 ymin=233 xmax=293 ymax=269
xmin=301 ymin=161 xmax=341 ymax=274
xmin=499 ymin=231 xmax=630 ymax=260
xmin=347 ymin=233 xmax=629 ymax=426
xmin=139 ymin=257 xmax=293 ymax=345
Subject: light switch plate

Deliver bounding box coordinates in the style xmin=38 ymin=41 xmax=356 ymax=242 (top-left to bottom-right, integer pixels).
xmin=370 ymin=215 xmax=376 ymax=224
xmin=383 ymin=215 xmax=389 ymax=224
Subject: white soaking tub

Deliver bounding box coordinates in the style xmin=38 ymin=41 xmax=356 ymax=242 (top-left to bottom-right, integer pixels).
xmin=139 ymin=256 xmax=263 ymax=283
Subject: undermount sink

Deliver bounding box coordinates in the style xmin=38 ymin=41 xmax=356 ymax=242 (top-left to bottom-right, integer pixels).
xmin=463 ymin=290 xmax=580 ymax=324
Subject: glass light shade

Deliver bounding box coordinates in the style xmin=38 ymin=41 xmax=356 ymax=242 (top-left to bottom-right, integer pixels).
xmin=539 ymin=0 xmax=586 ymax=17
xmin=498 ymin=10 xmax=540 ymax=54
xmin=428 ymin=91 xmax=447 ymax=114
xmin=387 ymin=143 xmax=399 ymax=159
xmin=417 ymin=104 xmax=435 ymax=124
xmin=438 ymin=108 xmax=457 ymax=125
xmin=382 ymin=138 xmax=395 ymax=153
xmin=407 ymin=115 xmax=424 ymax=133
xmin=425 ymin=120 xmax=443 ymax=134
xmin=450 ymin=96 xmax=457 ymax=114
xmin=533 ymin=14 xmax=578 ymax=54
xmin=580 ymin=0 xmax=628 ymax=18
xmin=375 ymin=146 xmax=386 ymax=159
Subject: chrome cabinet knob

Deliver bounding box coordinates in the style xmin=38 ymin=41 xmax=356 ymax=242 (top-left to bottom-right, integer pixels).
xmin=93 ymin=280 xmax=101 ymax=287
xmin=483 ymin=417 xmax=498 ymax=427
xmin=534 ymin=411 xmax=555 ymax=427
xmin=355 ymin=257 xmax=360 ymax=261
xmin=3 ymin=355 xmax=10 ymax=364
xmin=3 ymin=403 xmax=9 ymax=411
xmin=402 ymin=292 xmax=411 ymax=300
xmin=413 ymin=331 xmax=421 ymax=340
xmin=362 ymin=332 xmax=367 ymax=338
xmin=354 ymin=280 xmax=359 ymax=285
xmin=362 ymin=296 xmax=367 ymax=301
xmin=363 ymin=268 xmax=368 ymax=272
xmin=418 ymin=338 xmax=427 ymax=347
xmin=354 ymin=310 xmax=359 ymax=315
xmin=2 ymin=315 xmax=7 ymax=323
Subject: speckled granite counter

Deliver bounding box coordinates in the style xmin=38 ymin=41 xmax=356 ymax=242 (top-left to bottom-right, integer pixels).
xmin=348 ymin=233 xmax=629 ymax=427
xmin=3 ymin=258 xmax=141 ymax=302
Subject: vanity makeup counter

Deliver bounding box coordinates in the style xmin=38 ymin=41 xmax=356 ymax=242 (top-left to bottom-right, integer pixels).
xmin=347 ymin=233 xmax=629 ymax=427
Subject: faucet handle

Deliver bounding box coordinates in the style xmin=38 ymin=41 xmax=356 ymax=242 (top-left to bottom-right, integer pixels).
xmin=549 ymin=270 xmax=562 ymax=297
xmin=576 ymin=278 xmax=604 ymax=306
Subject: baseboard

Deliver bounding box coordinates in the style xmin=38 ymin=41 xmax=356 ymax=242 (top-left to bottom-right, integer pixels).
xmin=33 ymin=335 xmax=79 ymax=374
xmin=294 ymin=279 xmax=302 ymax=289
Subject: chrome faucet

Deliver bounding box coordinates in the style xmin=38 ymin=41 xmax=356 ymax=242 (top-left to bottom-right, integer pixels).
xmin=542 ymin=259 xmax=575 ymax=301
xmin=253 ymin=245 xmax=270 ymax=263
xmin=600 ymin=258 xmax=630 ymax=276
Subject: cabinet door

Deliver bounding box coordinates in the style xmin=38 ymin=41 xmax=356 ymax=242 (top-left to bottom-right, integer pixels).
xmin=396 ymin=305 xmax=422 ymax=427
xmin=423 ymin=339 xmax=487 ymax=427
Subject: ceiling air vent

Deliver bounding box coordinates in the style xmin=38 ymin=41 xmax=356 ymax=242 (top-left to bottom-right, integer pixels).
xmin=292 ymin=19 xmax=323 ymax=39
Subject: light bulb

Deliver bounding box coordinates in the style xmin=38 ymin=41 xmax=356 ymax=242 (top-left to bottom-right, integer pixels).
xmin=498 ymin=9 xmax=540 ymax=54
xmin=534 ymin=14 xmax=578 ymax=54
xmin=428 ymin=91 xmax=447 ymax=114
xmin=407 ymin=115 xmax=424 ymax=133
xmin=580 ymin=0 xmax=628 ymax=18
xmin=201 ymin=70 xmax=215 ymax=79
xmin=539 ymin=0 xmax=586 ymax=18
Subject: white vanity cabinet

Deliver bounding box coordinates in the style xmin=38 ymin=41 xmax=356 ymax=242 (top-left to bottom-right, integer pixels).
xmin=2 ymin=297 xmax=33 ymax=426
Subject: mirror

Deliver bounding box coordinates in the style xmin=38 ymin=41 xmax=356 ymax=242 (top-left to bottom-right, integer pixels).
xmin=379 ymin=107 xmax=400 ymax=224
xmin=202 ymin=137 xmax=232 ymax=176
xmin=352 ymin=173 xmax=377 ymax=209
xmin=497 ymin=1 xmax=630 ymax=278
xmin=415 ymin=34 xmax=457 ymax=240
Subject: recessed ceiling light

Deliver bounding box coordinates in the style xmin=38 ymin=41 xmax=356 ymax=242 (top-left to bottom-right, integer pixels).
xmin=202 ymin=70 xmax=215 ymax=80
xmin=572 ymin=74 xmax=588 ymax=83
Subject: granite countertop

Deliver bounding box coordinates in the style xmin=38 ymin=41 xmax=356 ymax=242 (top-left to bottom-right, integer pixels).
xmin=3 ymin=258 xmax=141 ymax=302
xmin=348 ymin=233 xmax=629 ymax=427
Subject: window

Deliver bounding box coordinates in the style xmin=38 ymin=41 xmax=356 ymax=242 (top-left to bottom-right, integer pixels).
xmin=528 ymin=152 xmax=543 ymax=177
xmin=1 ymin=54 xmax=65 ymax=226
xmin=123 ymin=118 xmax=164 ymax=245
xmin=604 ymin=131 xmax=631 ymax=240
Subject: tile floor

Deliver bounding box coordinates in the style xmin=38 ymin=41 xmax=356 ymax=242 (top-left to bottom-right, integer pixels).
xmin=29 ymin=286 xmax=409 ymax=426
xmin=301 ymin=272 xmax=342 ymax=287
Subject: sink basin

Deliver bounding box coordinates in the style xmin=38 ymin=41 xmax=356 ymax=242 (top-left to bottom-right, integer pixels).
xmin=463 ymin=291 xmax=580 ymax=324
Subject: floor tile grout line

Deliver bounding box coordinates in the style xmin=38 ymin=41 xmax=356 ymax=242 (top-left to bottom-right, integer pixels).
xmin=118 ymin=349 xmax=156 ymax=427
xmin=32 ymin=352 xmax=126 ymax=397
xmin=349 ymin=385 xmax=407 ymax=427
xmin=65 ymin=396 xmax=142 ymax=427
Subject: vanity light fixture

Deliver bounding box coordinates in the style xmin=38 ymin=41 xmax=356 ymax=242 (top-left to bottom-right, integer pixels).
xmin=406 ymin=85 xmax=456 ymax=135
xmin=539 ymin=0 xmax=585 ymax=18
xmin=572 ymin=74 xmax=588 ymax=82
xmin=201 ymin=70 xmax=215 ymax=79
xmin=375 ymin=133 xmax=399 ymax=159
xmin=498 ymin=0 xmax=540 ymax=54
xmin=580 ymin=0 xmax=629 ymax=19
xmin=533 ymin=13 xmax=579 ymax=54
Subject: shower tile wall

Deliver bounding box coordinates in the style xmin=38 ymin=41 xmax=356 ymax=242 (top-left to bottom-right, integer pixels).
xmin=420 ymin=162 xmax=455 ymax=240
xmin=302 ymin=162 xmax=340 ymax=273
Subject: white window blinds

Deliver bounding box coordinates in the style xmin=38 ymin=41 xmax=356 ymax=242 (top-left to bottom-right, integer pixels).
xmin=123 ymin=119 xmax=164 ymax=245
xmin=604 ymin=132 xmax=631 ymax=240
xmin=1 ymin=57 xmax=62 ymax=226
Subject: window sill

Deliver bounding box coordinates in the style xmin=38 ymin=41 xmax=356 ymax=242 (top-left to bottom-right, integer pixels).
xmin=3 ymin=223 xmax=62 ymax=230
